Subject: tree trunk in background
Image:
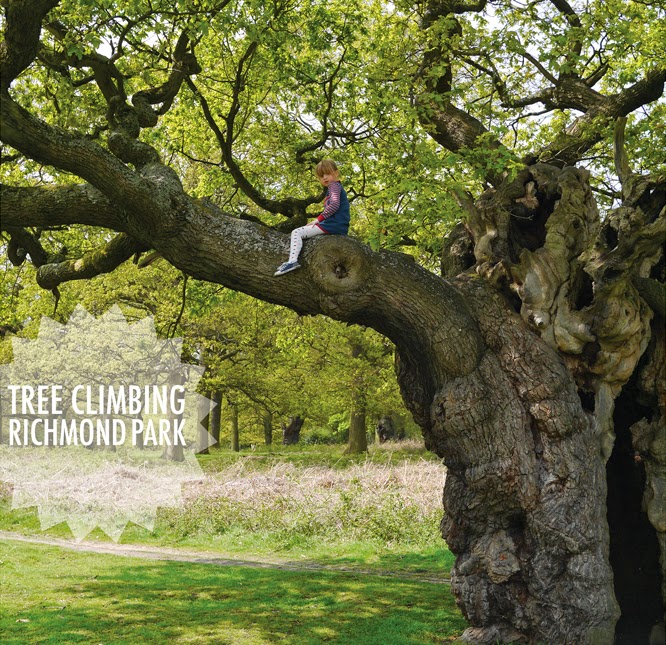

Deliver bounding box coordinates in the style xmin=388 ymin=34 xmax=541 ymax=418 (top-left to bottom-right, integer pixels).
xmin=376 ymin=413 xmax=405 ymax=443
xmin=162 ymin=370 xmax=184 ymax=462
xmin=197 ymin=395 xmax=211 ymax=454
xmin=345 ymin=343 xmax=368 ymax=454
xmin=263 ymin=411 xmax=273 ymax=446
xmin=282 ymin=415 xmax=303 ymax=445
xmin=229 ymin=401 xmax=239 ymax=452
xmin=347 ymin=402 xmax=367 ymax=454
xmin=376 ymin=415 xmax=395 ymax=443
xmin=209 ymin=390 xmax=222 ymax=447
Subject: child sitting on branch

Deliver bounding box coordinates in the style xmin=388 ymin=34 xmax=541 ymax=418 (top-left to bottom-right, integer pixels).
xmin=274 ymin=159 xmax=350 ymax=276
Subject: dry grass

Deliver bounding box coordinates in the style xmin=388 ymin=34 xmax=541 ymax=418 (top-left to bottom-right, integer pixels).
xmin=0 ymin=445 xmax=450 ymax=556
xmin=189 ymin=458 xmax=445 ymax=510
xmin=370 ymin=438 xmax=428 ymax=454
xmin=167 ymin=457 xmax=448 ymax=548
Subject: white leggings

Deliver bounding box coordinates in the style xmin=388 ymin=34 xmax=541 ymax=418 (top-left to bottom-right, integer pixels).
xmin=288 ymin=222 xmax=326 ymax=263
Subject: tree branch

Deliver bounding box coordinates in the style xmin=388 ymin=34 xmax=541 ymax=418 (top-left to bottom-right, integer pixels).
xmin=187 ymin=76 xmax=321 ymax=219
xmin=0 ymin=0 xmax=59 ymax=91
xmin=5 ymin=226 xmax=49 ymax=266
xmin=292 ymin=47 xmax=377 ymax=164
xmin=532 ymin=67 xmax=666 ymax=166
xmin=614 ymin=116 xmax=631 ymax=188
xmin=547 ymin=0 xmax=583 ymax=70
xmin=159 ymin=211 xmax=485 ymax=392
xmin=131 ymin=32 xmax=202 ymax=121
xmin=417 ymin=95 xmax=509 ymax=187
xmin=0 ymin=94 xmax=183 ymax=236
xmin=0 ymin=183 xmax=127 ymax=231
xmin=35 ymin=233 xmax=147 ymax=290
xmin=418 ymin=1 xmax=509 ymax=187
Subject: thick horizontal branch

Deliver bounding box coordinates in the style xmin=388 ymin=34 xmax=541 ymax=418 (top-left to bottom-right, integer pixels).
xmin=0 ymin=183 xmax=127 ymax=231
xmin=0 ymin=93 xmax=194 ymax=243
xmin=4 ymin=177 xmax=485 ymax=387
xmin=153 ymin=201 xmax=485 ymax=402
xmin=0 ymin=96 xmax=164 ymax=222
xmin=612 ymin=67 xmax=666 ymax=116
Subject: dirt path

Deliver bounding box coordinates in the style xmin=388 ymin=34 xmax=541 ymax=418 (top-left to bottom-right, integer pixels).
xmin=0 ymin=530 xmax=450 ymax=584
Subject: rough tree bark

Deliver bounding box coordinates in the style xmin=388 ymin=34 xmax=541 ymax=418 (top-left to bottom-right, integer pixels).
xmin=1 ymin=2 xmax=664 ymax=643
xmin=413 ymin=0 xmax=666 ymax=640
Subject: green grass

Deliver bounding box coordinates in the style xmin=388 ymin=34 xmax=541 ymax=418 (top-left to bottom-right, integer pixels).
xmin=0 ymin=444 xmax=464 ymax=641
xmin=0 ymin=539 xmax=467 ymax=644
xmin=0 ymin=498 xmax=454 ymax=579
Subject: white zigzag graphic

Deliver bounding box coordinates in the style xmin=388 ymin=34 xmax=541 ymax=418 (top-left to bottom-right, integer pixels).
xmin=0 ymin=305 xmax=216 ymax=541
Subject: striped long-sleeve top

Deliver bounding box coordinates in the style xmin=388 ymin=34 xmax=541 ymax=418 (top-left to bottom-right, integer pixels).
xmin=315 ymin=181 xmax=350 ymax=235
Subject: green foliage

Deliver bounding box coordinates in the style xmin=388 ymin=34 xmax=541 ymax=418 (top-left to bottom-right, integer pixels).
xmin=2 ymin=0 xmax=664 ymax=451
xmin=0 ymin=245 xmax=412 ymax=448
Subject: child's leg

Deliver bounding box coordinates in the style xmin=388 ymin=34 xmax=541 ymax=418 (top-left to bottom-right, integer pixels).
xmin=288 ymin=223 xmax=326 ymax=263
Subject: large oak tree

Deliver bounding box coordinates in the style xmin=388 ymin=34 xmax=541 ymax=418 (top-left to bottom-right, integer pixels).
xmin=1 ymin=0 xmax=664 ymax=642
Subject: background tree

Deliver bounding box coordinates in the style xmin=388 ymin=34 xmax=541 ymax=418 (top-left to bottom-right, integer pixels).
xmin=346 ymin=342 xmax=368 ymax=454
xmin=1 ymin=1 xmax=664 ymax=643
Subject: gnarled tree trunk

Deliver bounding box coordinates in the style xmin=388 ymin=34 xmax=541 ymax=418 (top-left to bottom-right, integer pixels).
xmin=426 ymin=164 xmax=664 ymax=644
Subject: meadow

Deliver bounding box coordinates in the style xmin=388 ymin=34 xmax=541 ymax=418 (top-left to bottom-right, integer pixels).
xmin=0 ymin=441 xmax=468 ymax=643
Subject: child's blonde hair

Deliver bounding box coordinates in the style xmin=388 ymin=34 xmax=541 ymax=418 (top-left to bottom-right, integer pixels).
xmin=315 ymin=159 xmax=339 ymax=178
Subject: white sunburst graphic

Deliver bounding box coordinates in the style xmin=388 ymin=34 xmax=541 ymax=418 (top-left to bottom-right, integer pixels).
xmin=0 ymin=305 xmax=216 ymax=541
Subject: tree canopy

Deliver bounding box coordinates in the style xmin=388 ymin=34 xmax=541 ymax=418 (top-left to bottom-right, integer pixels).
xmin=2 ymin=0 xmax=665 ymax=643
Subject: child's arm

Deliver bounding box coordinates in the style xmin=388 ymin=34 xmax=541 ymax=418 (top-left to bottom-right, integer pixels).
xmin=316 ymin=182 xmax=341 ymax=222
